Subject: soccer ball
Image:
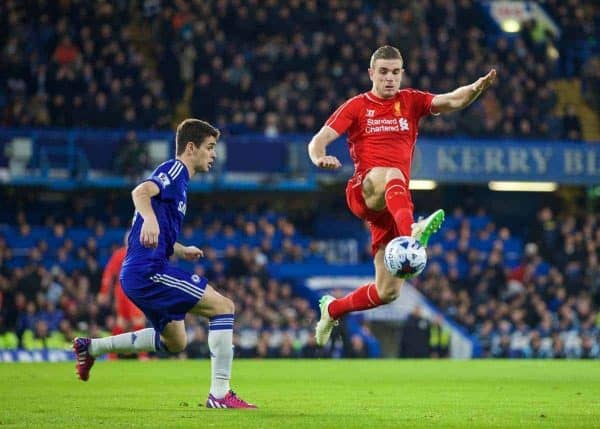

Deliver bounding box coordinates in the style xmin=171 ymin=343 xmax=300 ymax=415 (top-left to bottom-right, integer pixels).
xmin=383 ymin=236 xmax=427 ymax=279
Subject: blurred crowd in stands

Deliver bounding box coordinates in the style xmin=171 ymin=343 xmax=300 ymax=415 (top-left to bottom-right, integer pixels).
xmin=0 ymin=187 xmax=598 ymax=359
xmin=412 ymin=207 xmax=600 ymax=358
xmin=1 ymin=0 xmax=598 ymax=140
xmin=0 ymin=0 xmax=598 ymax=359
xmin=0 ymin=195 xmax=335 ymax=358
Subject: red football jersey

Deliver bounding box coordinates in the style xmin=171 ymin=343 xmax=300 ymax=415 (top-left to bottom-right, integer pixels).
xmin=100 ymin=246 xmax=128 ymax=305
xmin=326 ymin=89 xmax=435 ymax=180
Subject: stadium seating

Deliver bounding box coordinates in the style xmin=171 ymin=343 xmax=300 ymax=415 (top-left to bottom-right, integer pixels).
xmin=1 ymin=0 xmax=598 ymax=140
xmin=0 ymin=189 xmax=598 ymax=358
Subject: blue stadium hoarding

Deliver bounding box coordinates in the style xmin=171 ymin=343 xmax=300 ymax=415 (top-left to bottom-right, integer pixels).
xmin=0 ymin=349 xmax=74 ymax=362
xmin=1 ymin=128 xmax=598 ymax=188
xmin=411 ymin=140 xmax=600 ymax=185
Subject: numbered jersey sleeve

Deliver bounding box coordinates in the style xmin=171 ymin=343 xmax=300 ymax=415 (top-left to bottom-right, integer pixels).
xmin=145 ymin=159 xmax=185 ymax=201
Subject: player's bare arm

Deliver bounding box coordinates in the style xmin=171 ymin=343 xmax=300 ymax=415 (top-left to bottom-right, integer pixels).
xmin=174 ymin=242 xmax=204 ymax=261
xmin=431 ymin=69 xmax=497 ymax=114
xmin=308 ymin=125 xmax=342 ymax=170
xmin=131 ymin=181 xmax=160 ymax=248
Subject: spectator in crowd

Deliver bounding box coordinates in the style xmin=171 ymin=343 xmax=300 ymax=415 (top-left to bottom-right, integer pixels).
xmin=429 ymin=316 xmax=450 ymax=358
xmin=0 ymin=186 xmax=598 ymax=359
xmin=185 ymin=323 xmax=211 ymax=359
xmin=562 ymin=104 xmax=583 ymax=141
xmin=114 ymin=131 xmax=150 ymax=181
xmin=1 ymin=0 xmax=595 ymax=140
xmin=399 ymin=306 xmax=431 ymax=358
xmin=411 ymin=202 xmax=599 ymax=359
xmin=581 ymin=57 xmax=600 ymax=111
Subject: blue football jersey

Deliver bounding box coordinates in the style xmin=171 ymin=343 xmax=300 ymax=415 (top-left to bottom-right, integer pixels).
xmin=123 ymin=159 xmax=189 ymax=268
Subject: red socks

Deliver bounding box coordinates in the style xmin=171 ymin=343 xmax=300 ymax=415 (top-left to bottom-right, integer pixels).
xmin=325 ymin=179 xmax=411 ymax=320
xmin=328 ymin=283 xmax=383 ymax=319
xmin=384 ymin=178 xmax=413 ymax=236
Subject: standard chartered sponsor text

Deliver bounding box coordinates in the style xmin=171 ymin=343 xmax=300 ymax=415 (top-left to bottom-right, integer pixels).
xmin=366 ymin=118 xmax=401 ymax=133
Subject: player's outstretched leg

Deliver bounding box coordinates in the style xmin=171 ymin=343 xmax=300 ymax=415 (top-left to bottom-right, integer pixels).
xmin=411 ymin=209 xmax=445 ymax=246
xmin=73 ymin=328 xmax=162 ymax=381
xmin=315 ymin=282 xmax=385 ymax=346
xmin=73 ymin=337 xmax=95 ymax=381
xmin=315 ymin=295 xmax=338 ymax=346
xmin=204 ymin=314 xmax=257 ymax=409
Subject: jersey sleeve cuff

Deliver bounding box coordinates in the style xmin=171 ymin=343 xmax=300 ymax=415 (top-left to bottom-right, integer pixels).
xmin=144 ymin=177 xmax=165 ymax=199
xmin=325 ymin=122 xmax=345 ymax=135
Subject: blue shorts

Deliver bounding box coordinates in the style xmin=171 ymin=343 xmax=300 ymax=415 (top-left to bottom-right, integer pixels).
xmin=120 ymin=264 xmax=208 ymax=333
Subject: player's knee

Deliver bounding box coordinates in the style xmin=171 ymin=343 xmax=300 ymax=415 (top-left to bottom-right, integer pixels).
xmin=211 ymin=295 xmax=235 ymax=316
xmin=173 ymin=340 xmax=187 ymax=353
xmin=168 ymin=343 xmax=186 ymax=353
xmin=363 ymin=177 xmax=386 ymax=211
xmin=220 ymin=296 xmax=235 ymax=315
xmin=378 ymin=288 xmax=399 ymax=303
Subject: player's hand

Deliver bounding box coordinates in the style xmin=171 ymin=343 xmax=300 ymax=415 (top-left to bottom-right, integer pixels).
xmin=97 ymin=294 xmax=109 ymax=306
xmin=140 ymin=217 xmax=160 ymax=248
xmin=180 ymin=245 xmax=204 ymax=261
xmin=472 ymin=69 xmax=497 ymax=93
xmin=315 ymin=155 xmax=341 ymax=170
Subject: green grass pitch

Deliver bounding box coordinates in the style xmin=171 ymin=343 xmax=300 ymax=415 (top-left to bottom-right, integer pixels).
xmin=1 ymin=359 xmax=599 ymax=428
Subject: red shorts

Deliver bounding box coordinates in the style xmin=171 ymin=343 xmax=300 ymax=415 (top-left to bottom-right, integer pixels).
xmin=346 ymin=171 xmax=414 ymax=256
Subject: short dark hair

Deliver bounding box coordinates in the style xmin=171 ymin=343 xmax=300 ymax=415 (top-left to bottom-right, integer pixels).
xmin=370 ymin=45 xmax=403 ymax=68
xmin=175 ymin=119 xmax=220 ymax=155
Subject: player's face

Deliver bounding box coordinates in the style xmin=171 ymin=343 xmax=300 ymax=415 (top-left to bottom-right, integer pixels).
xmin=369 ymin=59 xmax=403 ymax=98
xmin=193 ymin=137 xmax=217 ymax=172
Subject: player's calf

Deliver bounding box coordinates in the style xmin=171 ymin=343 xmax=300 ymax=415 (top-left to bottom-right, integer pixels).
xmin=376 ymin=279 xmax=402 ymax=303
xmin=160 ymin=320 xmax=188 ymax=353
xmin=384 ymin=178 xmax=414 ymax=236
